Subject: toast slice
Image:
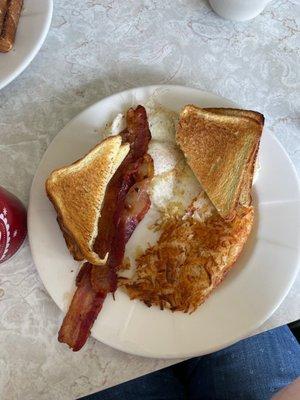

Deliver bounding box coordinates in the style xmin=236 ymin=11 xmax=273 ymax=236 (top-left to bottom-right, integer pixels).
xmin=0 ymin=0 xmax=23 ymax=53
xmin=46 ymin=135 xmax=130 ymax=265
xmin=176 ymin=105 xmax=263 ymax=218
xmin=203 ymin=108 xmax=264 ymax=207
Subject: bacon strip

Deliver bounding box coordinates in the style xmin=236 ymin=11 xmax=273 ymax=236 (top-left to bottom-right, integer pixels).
xmin=92 ymin=155 xmax=154 ymax=293
xmin=101 ymin=155 xmax=153 ymax=293
xmin=58 ymin=263 xmax=106 ymax=351
xmin=122 ymin=105 xmax=152 ymax=161
xmin=93 ymin=105 xmax=152 ymax=260
xmin=91 ymin=185 xmax=152 ymax=295
xmin=58 ymin=106 xmax=153 ymax=351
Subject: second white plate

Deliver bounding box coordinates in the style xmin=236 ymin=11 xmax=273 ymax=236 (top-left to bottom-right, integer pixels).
xmin=0 ymin=0 xmax=53 ymax=90
xmin=28 ymin=85 xmax=300 ymax=358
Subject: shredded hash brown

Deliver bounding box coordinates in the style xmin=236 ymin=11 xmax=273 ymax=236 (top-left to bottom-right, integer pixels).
xmin=121 ymin=193 xmax=254 ymax=313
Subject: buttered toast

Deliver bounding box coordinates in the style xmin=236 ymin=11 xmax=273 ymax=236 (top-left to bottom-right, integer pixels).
xmin=176 ymin=105 xmax=263 ymax=218
xmin=46 ymin=135 xmax=129 ymax=265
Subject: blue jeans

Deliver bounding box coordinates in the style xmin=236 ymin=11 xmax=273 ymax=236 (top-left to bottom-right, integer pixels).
xmin=80 ymin=326 xmax=300 ymax=400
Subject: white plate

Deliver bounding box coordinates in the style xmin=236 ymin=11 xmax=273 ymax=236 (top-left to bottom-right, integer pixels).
xmin=28 ymin=85 xmax=300 ymax=358
xmin=0 ymin=0 xmax=53 ymax=90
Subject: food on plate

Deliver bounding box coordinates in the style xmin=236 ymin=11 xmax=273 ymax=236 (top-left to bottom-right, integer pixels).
xmin=123 ymin=192 xmax=254 ymax=312
xmin=0 ymin=0 xmax=23 ymax=53
xmin=46 ymin=136 xmax=130 ymax=265
xmin=47 ymin=105 xmax=154 ymax=351
xmin=0 ymin=0 xmax=8 ymax=31
xmin=122 ymin=105 xmax=263 ymax=312
xmin=46 ymin=102 xmax=264 ymax=351
xmin=176 ymin=106 xmax=263 ymax=218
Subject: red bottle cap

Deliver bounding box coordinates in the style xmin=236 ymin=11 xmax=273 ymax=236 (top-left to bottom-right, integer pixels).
xmin=0 ymin=187 xmax=27 ymax=263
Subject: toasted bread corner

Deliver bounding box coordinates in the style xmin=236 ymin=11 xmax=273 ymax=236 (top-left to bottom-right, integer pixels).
xmin=46 ymin=135 xmax=130 ymax=265
xmin=176 ymin=105 xmax=263 ymax=218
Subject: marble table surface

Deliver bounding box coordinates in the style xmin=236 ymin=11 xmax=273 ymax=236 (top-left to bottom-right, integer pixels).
xmin=0 ymin=0 xmax=299 ymax=399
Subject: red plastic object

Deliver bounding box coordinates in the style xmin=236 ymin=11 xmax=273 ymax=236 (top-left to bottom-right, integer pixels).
xmin=0 ymin=187 xmax=27 ymax=263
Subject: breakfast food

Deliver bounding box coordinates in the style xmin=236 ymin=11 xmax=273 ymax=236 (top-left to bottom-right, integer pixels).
xmin=46 ymin=102 xmax=264 ymax=351
xmin=176 ymin=106 xmax=263 ymax=218
xmin=46 ymin=136 xmax=130 ymax=265
xmin=0 ymin=0 xmax=23 ymax=53
xmin=123 ymin=193 xmax=254 ymax=312
xmin=47 ymin=106 xmax=154 ymax=351
xmin=122 ymin=105 xmax=263 ymax=312
xmin=0 ymin=0 xmax=8 ymax=31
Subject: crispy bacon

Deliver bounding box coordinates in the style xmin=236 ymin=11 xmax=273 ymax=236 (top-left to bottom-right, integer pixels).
xmin=58 ymin=106 xmax=153 ymax=351
xmin=58 ymin=263 xmax=106 ymax=351
xmin=92 ymin=154 xmax=154 ymax=293
xmin=122 ymin=105 xmax=151 ymax=160
xmin=93 ymin=106 xmax=152 ymax=259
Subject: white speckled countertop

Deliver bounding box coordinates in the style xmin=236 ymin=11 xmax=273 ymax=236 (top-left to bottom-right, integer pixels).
xmin=0 ymin=1 xmax=299 ymax=399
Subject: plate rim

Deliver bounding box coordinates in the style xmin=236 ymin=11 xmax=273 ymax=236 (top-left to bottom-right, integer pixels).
xmin=0 ymin=0 xmax=53 ymax=90
xmin=28 ymin=84 xmax=300 ymax=358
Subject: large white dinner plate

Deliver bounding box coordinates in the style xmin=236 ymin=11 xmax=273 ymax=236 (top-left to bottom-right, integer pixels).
xmin=28 ymin=85 xmax=300 ymax=358
xmin=0 ymin=0 xmax=53 ymax=90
